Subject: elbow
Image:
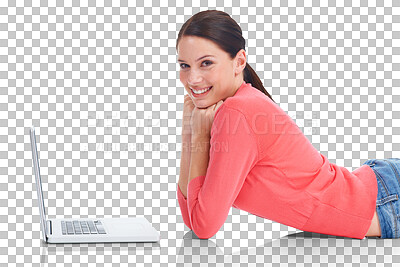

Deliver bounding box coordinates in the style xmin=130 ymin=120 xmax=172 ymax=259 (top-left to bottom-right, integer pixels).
xmin=192 ymin=226 xmax=218 ymax=239
xmin=189 ymin=210 xmax=223 ymax=239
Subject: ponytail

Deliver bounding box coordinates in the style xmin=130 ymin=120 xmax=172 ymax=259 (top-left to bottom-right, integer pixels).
xmin=243 ymin=62 xmax=275 ymax=103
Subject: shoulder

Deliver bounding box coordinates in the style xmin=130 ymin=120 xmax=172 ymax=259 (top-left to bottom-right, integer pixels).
xmin=212 ymin=93 xmax=266 ymax=138
xmin=215 ymin=85 xmax=278 ymax=123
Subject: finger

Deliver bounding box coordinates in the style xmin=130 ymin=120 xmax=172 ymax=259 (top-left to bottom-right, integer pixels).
xmin=214 ymin=100 xmax=224 ymax=110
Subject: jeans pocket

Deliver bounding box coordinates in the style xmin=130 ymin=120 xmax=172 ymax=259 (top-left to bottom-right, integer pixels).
xmin=377 ymin=193 xmax=399 ymax=207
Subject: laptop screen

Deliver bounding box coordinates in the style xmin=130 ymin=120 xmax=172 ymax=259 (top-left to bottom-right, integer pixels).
xmin=30 ymin=126 xmax=48 ymax=242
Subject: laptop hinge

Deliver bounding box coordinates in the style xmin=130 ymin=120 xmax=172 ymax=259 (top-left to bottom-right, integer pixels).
xmin=47 ymin=220 xmax=52 ymax=236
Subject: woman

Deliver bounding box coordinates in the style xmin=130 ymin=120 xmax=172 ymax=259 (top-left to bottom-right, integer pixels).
xmin=176 ymin=10 xmax=392 ymax=240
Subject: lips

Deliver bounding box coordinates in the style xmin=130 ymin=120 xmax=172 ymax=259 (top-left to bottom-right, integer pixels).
xmin=191 ymin=86 xmax=211 ymax=92
xmin=190 ymin=86 xmax=212 ymax=98
xmin=191 ymin=86 xmax=211 ymax=90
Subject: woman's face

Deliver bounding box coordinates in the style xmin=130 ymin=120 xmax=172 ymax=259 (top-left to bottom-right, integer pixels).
xmin=177 ymin=36 xmax=246 ymax=108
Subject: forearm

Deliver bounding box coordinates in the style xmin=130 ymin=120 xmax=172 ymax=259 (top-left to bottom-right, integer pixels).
xmin=188 ymin=136 xmax=210 ymax=186
xmin=178 ymin=134 xmax=192 ymax=198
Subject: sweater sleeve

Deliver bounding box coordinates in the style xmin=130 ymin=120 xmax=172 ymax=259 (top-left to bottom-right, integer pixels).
xmin=177 ymin=106 xmax=259 ymax=239
xmin=177 ymin=183 xmax=192 ymax=229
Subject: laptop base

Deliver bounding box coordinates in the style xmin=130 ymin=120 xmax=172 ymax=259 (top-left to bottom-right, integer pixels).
xmin=47 ymin=217 xmax=159 ymax=243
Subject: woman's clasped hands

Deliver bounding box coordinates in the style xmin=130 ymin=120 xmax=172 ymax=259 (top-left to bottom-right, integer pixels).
xmin=182 ymin=95 xmax=224 ymax=140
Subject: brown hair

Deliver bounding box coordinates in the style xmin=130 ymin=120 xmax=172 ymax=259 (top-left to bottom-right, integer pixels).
xmin=176 ymin=9 xmax=275 ymax=103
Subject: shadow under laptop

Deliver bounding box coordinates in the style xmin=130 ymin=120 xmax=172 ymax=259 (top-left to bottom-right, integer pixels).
xmin=40 ymin=240 xmax=161 ymax=265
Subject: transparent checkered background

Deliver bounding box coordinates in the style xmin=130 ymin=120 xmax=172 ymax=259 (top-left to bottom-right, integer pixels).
xmin=0 ymin=0 xmax=399 ymax=266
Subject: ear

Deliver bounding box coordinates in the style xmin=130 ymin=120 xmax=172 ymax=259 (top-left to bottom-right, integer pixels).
xmin=234 ymin=49 xmax=247 ymax=76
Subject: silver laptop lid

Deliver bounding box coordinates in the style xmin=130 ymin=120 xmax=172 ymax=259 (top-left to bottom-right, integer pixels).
xmin=30 ymin=126 xmax=48 ymax=242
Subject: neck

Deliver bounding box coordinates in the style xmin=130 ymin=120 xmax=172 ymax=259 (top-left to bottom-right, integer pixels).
xmin=233 ymin=78 xmax=245 ymax=93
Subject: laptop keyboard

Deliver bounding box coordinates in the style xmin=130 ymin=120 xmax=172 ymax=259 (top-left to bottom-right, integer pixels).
xmin=61 ymin=220 xmax=107 ymax=235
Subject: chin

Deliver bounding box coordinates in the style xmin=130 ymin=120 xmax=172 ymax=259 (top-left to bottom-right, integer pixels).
xmin=194 ymin=101 xmax=218 ymax=108
xmin=194 ymin=103 xmax=209 ymax=109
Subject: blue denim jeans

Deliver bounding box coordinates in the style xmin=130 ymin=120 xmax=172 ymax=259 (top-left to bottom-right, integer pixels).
xmin=362 ymin=158 xmax=400 ymax=238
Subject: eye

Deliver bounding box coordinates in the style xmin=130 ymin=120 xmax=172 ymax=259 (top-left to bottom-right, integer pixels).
xmin=202 ymin=60 xmax=213 ymax=66
xmin=179 ymin=63 xmax=188 ymax=69
xmin=179 ymin=60 xmax=213 ymax=69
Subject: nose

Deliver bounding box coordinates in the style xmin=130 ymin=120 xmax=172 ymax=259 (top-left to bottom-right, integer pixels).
xmin=187 ymin=69 xmax=203 ymax=85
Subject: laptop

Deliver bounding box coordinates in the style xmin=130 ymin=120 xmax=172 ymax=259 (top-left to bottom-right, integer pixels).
xmin=30 ymin=125 xmax=160 ymax=243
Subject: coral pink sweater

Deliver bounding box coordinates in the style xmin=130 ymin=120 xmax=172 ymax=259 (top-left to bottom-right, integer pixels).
xmin=177 ymin=81 xmax=378 ymax=239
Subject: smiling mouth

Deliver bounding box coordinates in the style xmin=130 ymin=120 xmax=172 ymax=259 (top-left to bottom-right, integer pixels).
xmin=190 ymin=86 xmax=213 ymax=96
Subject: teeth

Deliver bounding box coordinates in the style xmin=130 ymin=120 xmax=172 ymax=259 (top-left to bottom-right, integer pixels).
xmin=191 ymin=86 xmax=212 ymax=94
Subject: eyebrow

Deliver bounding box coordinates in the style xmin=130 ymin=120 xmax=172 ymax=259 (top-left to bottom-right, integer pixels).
xmin=177 ymin=55 xmax=214 ymax=63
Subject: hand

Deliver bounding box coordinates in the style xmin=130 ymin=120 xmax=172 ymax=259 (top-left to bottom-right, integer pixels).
xmin=190 ymin=100 xmax=224 ymax=139
xmin=182 ymin=94 xmax=195 ymax=136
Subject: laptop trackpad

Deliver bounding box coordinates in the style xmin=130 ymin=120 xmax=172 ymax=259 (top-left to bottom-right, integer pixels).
xmin=108 ymin=222 xmax=146 ymax=236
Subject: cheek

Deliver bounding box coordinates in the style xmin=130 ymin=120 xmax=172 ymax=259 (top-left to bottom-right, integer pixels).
xmin=179 ymin=71 xmax=186 ymax=82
